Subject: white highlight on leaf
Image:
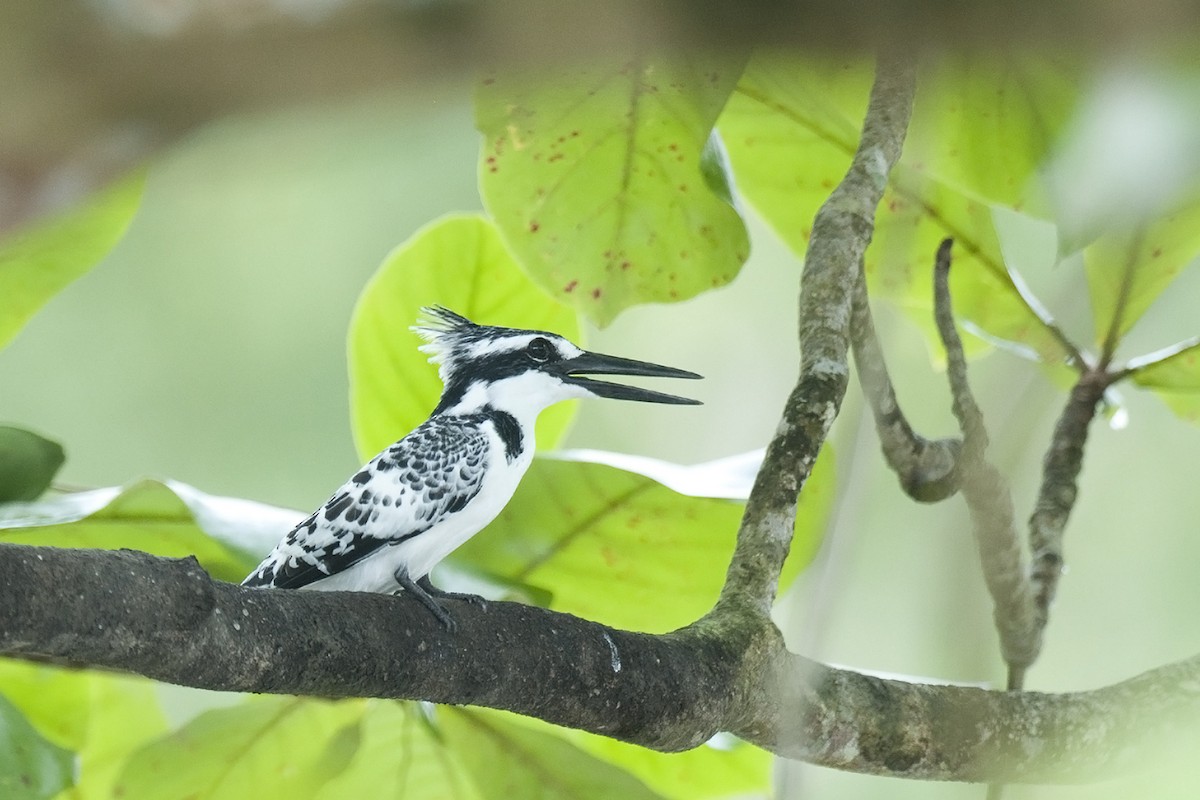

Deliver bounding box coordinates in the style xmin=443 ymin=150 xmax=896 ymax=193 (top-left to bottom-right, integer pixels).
xmin=548 ymin=449 xmax=764 ymax=500
xmin=0 ymin=478 xmax=303 ymax=558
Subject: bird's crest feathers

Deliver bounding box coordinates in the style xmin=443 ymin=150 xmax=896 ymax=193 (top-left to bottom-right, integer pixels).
xmin=412 ymin=306 xmax=477 ymax=360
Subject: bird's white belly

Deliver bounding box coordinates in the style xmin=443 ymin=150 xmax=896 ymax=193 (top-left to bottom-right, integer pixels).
xmin=301 ymin=442 xmax=531 ymax=594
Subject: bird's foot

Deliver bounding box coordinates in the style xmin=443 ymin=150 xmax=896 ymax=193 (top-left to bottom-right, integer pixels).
xmin=416 ymin=575 xmax=489 ymax=612
xmin=393 ymin=569 xmax=487 ymax=632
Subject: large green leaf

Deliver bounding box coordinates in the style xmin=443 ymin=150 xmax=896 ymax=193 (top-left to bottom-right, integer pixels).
xmin=498 ymin=712 xmax=771 ymax=800
xmin=720 ymin=54 xmax=1076 ymax=364
xmin=315 ymin=701 xmax=481 ymax=800
xmin=0 ymin=660 xmax=169 ymax=800
xmin=441 ymin=708 xmax=665 ymax=800
xmin=905 ymin=56 xmax=1075 ymax=209
xmin=0 ymin=426 xmax=64 ymax=502
xmin=1084 ymin=204 xmax=1200 ymax=351
xmin=476 ymin=56 xmax=750 ymax=327
xmin=454 ymin=449 xmax=833 ymax=633
xmin=870 ymin=175 xmax=1074 ymax=364
xmin=348 ymin=214 xmax=579 ymax=462
xmin=0 ymin=173 xmax=143 ymax=350
xmin=0 ymin=692 xmax=73 ymax=800
xmin=114 ymin=698 xmax=362 ymax=800
xmin=0 ymin=478 xmax=300 ymax=581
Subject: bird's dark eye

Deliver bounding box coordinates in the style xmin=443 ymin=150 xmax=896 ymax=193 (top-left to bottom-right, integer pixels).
xmin=526 ymin=337 xmax=554 ymax=363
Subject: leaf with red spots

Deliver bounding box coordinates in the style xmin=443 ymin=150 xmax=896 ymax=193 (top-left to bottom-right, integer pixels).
xmin=720 ymin=53 xmax=1078 ymax=364
xmin=476 ymin=56 xmax=750 ymax=327
xmin=348 ymin=214 xmax=580 ymax=461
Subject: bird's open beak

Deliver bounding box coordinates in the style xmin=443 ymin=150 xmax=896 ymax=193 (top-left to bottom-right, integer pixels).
xmin=558 ymin=351 xmax=702 ymax=405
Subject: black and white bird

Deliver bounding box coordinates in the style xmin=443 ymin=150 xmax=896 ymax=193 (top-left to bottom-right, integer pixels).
xmin=243 ymin=306 xmax=701 ymax=629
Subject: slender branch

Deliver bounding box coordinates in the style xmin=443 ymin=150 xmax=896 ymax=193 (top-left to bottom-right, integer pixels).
xmin=722 ymin=51 xmax=917 ymax=612
xmin=2 ymin=544 xmax=1199 ymax=784
xmin=1028 ymin=369 xmax=1111 ymax=635
xmin=932 ymin=239 xmax=1038 ymax=685
xmin=850 ymin=262 xmax=961 ymax=502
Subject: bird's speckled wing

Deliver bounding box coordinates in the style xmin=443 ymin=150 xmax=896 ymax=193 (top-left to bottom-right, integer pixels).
xmin=242 ymin=416 xmax=491 ymax=590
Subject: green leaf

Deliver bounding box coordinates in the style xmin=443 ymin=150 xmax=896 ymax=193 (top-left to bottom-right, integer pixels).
xmin=0 ymin=427 xmax=64 ymax=502
xmin=523 ymin=718 xmax=770 ymax=800
xmin=0 ymin=692 xmax=73 ymax=800
xmin=721 ymin=54 xmax=1076 ymax=364
xmin=1084 ymin=204 xmax=1200 ymax=351
xmin=904 ymin=56 xmax=1075 ymax=210
xmin=441 ymin=708 xmax=665 ymax=800
xmin=1128 ymin=339 xmax=1200 ymax=422
xmin=0 ymin=478 xmax=300 ymax=581
xmin=315 ymin=702 xmax=482 ymax=800
xmin=348 ymin=214 xmax=580 ymax=462
xmin=115 ymin=698 xmax=362 ymax=800
xmin=477 ymin=56 xmax=750 ymax=327
xmin=454 ymin=449 xmax=833 ymax=632
xmin=0 ymin=659 xmax=169 ymax=800
xmin=0 ymin=173 xmax=143 ymax=350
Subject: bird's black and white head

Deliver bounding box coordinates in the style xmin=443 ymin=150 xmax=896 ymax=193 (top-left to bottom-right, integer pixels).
xmin=413 ymin=306 xmax=701 ymax=422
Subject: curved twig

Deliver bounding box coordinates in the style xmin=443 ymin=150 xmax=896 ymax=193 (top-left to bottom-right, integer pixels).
xmin=932 ymin=239 xmax=1039 ymax=685
xmin=850 ymin=261 xmax=961 ymax=502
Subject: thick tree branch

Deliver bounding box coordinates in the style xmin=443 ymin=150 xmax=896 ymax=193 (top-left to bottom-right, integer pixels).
xmin=3 ymin=544 xmax=1199 ymax=783
xmin=722 ymin=51 xmax=916 ymax=611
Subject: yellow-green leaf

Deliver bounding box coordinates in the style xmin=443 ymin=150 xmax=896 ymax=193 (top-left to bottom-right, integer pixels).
xmin=477 ymin=56 xmax=749 ymax=326
xmin=441 ymin=708 xmax=665 ymax=800
xmin=1084 ymin=204 xmax=1200 ymax=351
xmin=315 ymin=702 xmax=482 ymax=800
xmin=1128 ymin=339 xmax=1200 ymax=423
xmin=115 ymin=698 xmax=362 ymax=800
xmin=0 ymin=173 xmax=143 ymax=350
xmin=721 ymin=53 xmax=1076 ymax=364
xmin=455 ymin=449 xmax=833 ymax=633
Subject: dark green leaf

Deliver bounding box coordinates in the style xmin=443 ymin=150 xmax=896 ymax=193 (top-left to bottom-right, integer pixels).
xmin=0 ymin=427 xmax=64 ymax=502
xmin=0 ymin=692 xmax=73 ymax=800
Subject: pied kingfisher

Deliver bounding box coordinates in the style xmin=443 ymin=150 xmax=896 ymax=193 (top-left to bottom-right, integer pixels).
xmin=243 ymin=306 xmax=701 ymax=629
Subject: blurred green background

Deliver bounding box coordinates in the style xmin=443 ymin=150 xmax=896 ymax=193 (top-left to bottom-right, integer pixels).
xmin=3 ymin=68 xmax=1200 ymax=798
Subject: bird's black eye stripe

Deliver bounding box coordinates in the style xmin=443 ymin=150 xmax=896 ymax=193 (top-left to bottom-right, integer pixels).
xmin=526 ymin=337 xmax=554 ymax=363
